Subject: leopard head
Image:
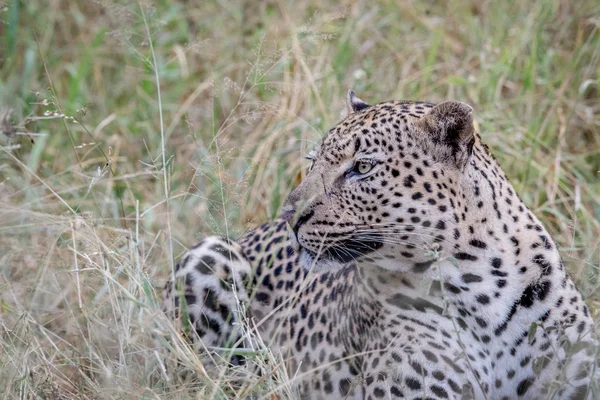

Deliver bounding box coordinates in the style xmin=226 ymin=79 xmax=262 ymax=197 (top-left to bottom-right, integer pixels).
xmin=282 ymin=91 xmax=477 ymax=272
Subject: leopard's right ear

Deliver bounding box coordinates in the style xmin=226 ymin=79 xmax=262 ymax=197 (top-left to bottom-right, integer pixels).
xmin=417 ymin=101 xmax=475 ymax=168
xmin=347 ymin=90 xmax=370 ymax=114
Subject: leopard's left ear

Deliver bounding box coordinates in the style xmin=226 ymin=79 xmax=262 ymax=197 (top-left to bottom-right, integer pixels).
xmin=418 ymin=101 xmax=475 ymax=167
xmin=347 ymin=90 xmax=370 ymax=114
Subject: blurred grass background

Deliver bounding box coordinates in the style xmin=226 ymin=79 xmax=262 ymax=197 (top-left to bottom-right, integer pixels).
xmin=0 ymin=0 xmax=599 ymax=398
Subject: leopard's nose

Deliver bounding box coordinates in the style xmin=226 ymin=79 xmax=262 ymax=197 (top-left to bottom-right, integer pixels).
xmin=282 ymin=186 xmax=302 ymax=222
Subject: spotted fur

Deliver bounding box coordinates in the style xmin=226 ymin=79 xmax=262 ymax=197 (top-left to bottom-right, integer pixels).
xmin=164 ymin=93 xmax=595 ymax=399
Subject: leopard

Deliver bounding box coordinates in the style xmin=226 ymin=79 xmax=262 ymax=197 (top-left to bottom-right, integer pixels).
xmin=163 ymin=91 xmax=596 ymax=399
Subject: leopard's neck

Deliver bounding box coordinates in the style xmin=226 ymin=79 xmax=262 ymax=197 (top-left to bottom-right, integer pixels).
xmin=354 ymin=144 xmax=594 ymax=396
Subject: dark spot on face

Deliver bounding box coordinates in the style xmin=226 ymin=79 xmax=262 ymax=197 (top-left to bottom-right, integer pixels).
xmin=422 ymin=350 xmax=439 ymax=363
xmin=462 ymin=273 xmax=483 ymax=283
xmin=491 ymin=257 xmax=502 ymax=268
xmin=430 ymin=385 xmax=449 ymax=398
xmin=516 ymin=377 xmax=534 ymax=396
xmin=454 ymin=252 xmax=478 ymax=261
xmin=432 ymin=370 xmax=445 ymax=381
xmin=413 ymin=260 xmax=434 ymax=273
xmin=468 ymin=239 xmax=487 ymax=249
xmin=447 ymin=379 xmax=462 ymax=394
xmin=256 ymin=291 xmax=270 ymax=304
xmin=404 ymin=175 xmax=416 ymax=188
xmin=444 ymin=282 xmax=462 ymax=294
xmin=405 ymin=377 xmax=421 ymax=390
xmin=390 ymin=386 xmax=403 ymax=397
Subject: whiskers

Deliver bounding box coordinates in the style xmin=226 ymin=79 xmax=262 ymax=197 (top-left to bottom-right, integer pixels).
xmin=302 ymin=221 xmax=451 ymax=264
xmin=353 ymin=222 xmax=451 ymax=245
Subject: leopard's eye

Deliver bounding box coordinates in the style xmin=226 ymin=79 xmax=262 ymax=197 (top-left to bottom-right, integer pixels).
xmin=354 ymin=161 xmax=374 ymax=175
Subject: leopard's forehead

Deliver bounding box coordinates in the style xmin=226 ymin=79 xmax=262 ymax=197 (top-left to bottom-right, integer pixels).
xmin=366 ymin=99 xmax=436 ymax=118
xmin=318 ymin=100 xmax=435 ymax=157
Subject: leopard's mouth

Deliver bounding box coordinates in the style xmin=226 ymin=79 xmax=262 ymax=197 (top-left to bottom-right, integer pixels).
xmin=296 ymin=236 xmax=384 ymax=272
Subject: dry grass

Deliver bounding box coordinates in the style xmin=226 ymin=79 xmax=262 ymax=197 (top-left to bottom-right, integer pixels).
xmin=0 ymin=0 xmax=599 ymax=398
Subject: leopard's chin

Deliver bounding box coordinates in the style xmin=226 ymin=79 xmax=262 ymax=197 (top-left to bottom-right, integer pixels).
xmin=298 ymin=247 xmax=347 ymax=273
